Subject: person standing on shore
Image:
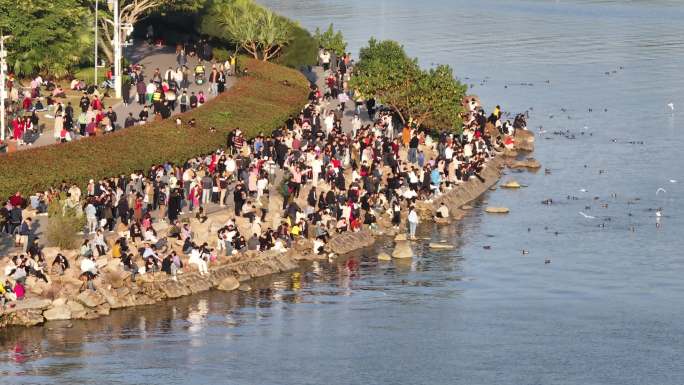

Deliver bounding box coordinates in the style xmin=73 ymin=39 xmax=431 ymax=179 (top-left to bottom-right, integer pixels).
xmin=408 ymin=206 xmax=419 ymax=239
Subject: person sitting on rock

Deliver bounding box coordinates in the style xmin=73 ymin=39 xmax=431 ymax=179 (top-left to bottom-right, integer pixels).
xmin=161 ymin=252 xmax=178 ymax=280
xmin=195 ymin=206 xmax=208 ymax=224
xmin=26 ymin=251 xmax=49 ymax=283
xmin=335 ymin=218 xmax=348 ymax=233
xmin=233 ymin=235 xmax=246 ymax=252
xmin=121 ymin=253 xmax=139 ymax=282
xmin=0 ymin=280 xmax=15 ymax=307
xmin=12 ymin=280 xmax=25 ymax=301
xmin=167 ymin=220 xmax=182 ymax=239
xmin=142 ymin=242 xmax=161 ymax=271
xmin=79 ymin=255 xmax=98 ymax=291
xmin=435 ymin=203 xmax=449 ymax=219
xmin=188 ymin=243 xmax=209 ymax=276
xmin=144 ymin=227 xmax=167 ymax=252
xmin=145 ymin=254 xmax=160 ymax=274
xmin=313 ymin=236 xmax=326 ymax=255
xmin=51 ymin=253 xmax=70 ymax=275
xmin=79 ymin=240 xmax=94 ymax=260
xmin=129 ymin=222 xmax=144 ymax=243
xmin=93 ymin=229 xmax=108 ymax=257
xmin=247 ymin=233 xmax=259 ymax=251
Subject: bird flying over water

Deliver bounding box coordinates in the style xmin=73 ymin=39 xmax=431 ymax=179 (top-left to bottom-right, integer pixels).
xmin=667 ymin=103 xmax=674 ymax=111
xmin=656 ymin=187 xmax=667 ymax=195
xmin=579 ymin=212 xmax=596 ymax=219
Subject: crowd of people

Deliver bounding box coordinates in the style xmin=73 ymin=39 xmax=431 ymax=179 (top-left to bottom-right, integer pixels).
xmin=0 ymin=47 xmax=526 ymax=308
xmin=1 ymin=41 xmax=235 ymax=147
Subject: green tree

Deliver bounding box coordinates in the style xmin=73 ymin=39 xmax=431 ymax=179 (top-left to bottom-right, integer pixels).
xmin=313 ymin=23 xmax=346 ymax=55
xmin=0 ymin=0 xmax=93 ymax=77
xmin=351 ymin=38 xmax=467 ymax=131
xmin=405 ymin=64 xmax=468 ymax=129
xmin=201 ymin=0 xmax=293 ymax=61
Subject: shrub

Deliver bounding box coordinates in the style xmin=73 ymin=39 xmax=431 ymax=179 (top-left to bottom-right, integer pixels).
xmin=0 ymin=58 xmax=310 ymax=199
xmin=277 ymin=25 xmax=318 ymax=69
xmin=46 ymin=196 xmax=85 ymax=250
xmin=212 ymin=47 xmax=233 ymax=62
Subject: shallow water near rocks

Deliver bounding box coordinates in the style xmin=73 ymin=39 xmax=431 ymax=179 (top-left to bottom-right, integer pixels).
xmin=3 ymin=0 xmax=684 ymax=384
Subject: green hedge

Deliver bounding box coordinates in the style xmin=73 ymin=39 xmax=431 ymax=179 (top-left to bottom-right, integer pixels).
xmin=0 ymin=58 xmax=310 ymax=198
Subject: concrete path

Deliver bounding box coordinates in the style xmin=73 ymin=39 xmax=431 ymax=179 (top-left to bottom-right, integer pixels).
xmin=17 ymin=41 xmax=235 ymax=150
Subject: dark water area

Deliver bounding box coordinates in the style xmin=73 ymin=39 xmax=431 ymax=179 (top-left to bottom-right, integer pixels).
xmin=3 ymin=0 xmax=684 ymax=383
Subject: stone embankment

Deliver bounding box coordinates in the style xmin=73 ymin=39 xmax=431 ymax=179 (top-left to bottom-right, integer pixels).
xmin=0 ymin=248 xmax=303 ymax=327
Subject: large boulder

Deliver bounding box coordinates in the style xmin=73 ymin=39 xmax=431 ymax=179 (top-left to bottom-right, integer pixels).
xmin=76 ymin=290 xmax=106 ymax=308
xmin=327 ymin=231 xmax=376 ymax=255
xmin=514 ymin=129 xmax=535 ymax=151
xmin=509 ymin=158 xmax=541 ymax=170
xmin=392 ymin=241 xmax=413 ymax=259
xmin=501 ymin=180 xmax=521 ymax=189
xmin=8 ymin=309 xmax=44 ymax=326
xmin=43 ymin=305 xmax=72 ymax=321
xmin=217 ymin=276 xmax=239 ymax=291
xmin=485 ymin=207 xmax=510 ymax=214
xmin=12 ymin=298 xmax=52 ymax=312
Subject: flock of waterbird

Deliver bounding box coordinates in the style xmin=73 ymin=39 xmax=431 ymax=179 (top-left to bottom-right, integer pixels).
xmin=466 ymin=65 xmax=678 ymax=265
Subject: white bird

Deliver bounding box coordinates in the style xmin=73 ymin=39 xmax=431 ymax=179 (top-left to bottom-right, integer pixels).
xmin=656 ymin=187 xmax=667 ymax=195
xmin=669 ymin=179 xmax=677 ymax=183
xmin=579 ymin=188 xmax=587 ymax=193
xmin=579 ymin=212 xmax=596 ymax=219
xmin=667 ymin=103 xmax=674 ymax=111
xmin=656 ymin=209 xmax=663 ymax=218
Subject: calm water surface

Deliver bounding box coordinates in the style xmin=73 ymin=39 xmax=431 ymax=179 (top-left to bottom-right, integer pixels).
xmin=3 ymin=1 xmax=684 ymax=383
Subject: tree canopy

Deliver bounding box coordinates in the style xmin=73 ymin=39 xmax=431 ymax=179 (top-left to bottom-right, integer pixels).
xmin=350 ymin=38 xmax=467 ymax=131
xmin=0 ymin=0 xmax=93 ymax=77
xmin=201 ymin=0 xmax=294 ymax=61
xmin=313 ymin=23 xmax=346 ymax=56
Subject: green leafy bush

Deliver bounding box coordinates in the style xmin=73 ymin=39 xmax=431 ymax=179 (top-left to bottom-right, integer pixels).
xmin=212 ymin=47 xmax=233 ymax=62
xmin=0 ymin=58 xmax=309 ymax=198
xmin=277 ymin=25 xmax=319 ymax=69
xmin=46 ymin=196 xmax=85 ymax=250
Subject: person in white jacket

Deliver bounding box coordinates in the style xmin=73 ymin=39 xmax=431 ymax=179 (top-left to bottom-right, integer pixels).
xmin=408 ymin=206 xmax=419 ymax=239
xmin=188 ymin=246 xmax=208 ymax=276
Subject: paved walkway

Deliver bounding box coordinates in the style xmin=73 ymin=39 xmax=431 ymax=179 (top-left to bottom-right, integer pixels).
xmin=17 ymin=41 xmax=235 ymax=150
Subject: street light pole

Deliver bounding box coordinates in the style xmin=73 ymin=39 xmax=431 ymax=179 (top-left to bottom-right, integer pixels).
xmin=0 ymin=35 xmax=11 ymax=143
xmin=95 ymin=0 xmax=99 ymax=85
xmin=111 ymin=0 xmax=122 ymax=99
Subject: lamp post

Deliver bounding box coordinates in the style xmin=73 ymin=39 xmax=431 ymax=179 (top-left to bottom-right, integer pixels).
xmin=0 ymin=35 xmax=11 ymax=143
xmin=95 ymin=0 xmax=99 ymax=85
xmin=108 ymin=0 xmax=122 ymax=99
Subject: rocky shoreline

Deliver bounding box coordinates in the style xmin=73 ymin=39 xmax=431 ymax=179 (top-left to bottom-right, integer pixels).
xmin=0 ymin=126 xmax=536 ymax=329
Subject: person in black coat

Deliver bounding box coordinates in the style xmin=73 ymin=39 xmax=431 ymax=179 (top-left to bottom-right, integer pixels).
xmin=168 ymin=188 xmax=182 ymax=222
xmin=217 ymin=71 xmax=226 ymax=93
xmin=122 ymin=81 xmax=131 ymax=106
xmin=307 ymin=187 xmax=317 ymax=207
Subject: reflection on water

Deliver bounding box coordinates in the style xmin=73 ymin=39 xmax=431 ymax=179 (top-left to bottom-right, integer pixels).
xmin=0 ymin=219 xmax=470 ymax=384
xmin=4 ymin=0 xmax=684 ymax=383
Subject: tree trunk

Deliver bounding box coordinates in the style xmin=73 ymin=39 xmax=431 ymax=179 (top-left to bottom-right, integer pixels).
xmin=98 ymin=18 xmax=114 ymax=63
